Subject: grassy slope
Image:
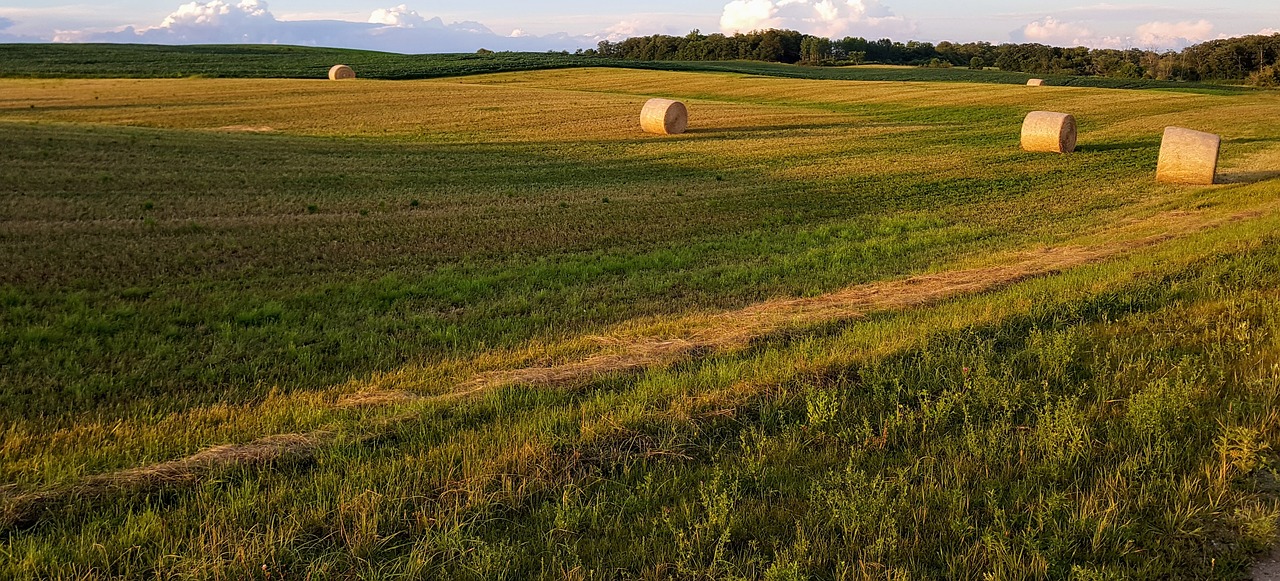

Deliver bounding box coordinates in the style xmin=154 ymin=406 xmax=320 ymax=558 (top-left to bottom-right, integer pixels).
xmin=1 ymin=68 xmax=1279 ymax=577
xmin=7 ymin=71 xmax=1275 ymax=422
xmin=0 ymin=43 xmax=1251 ymax=93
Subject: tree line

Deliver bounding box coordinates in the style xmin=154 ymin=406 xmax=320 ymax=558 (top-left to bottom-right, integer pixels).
xmin=589 ymin=30 xmax=1280 ymax=86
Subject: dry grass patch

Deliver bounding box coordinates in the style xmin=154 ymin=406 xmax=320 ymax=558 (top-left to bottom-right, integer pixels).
xmin=215 ymin=125 xmax=275 ymax=132
xmin=335 ymin=389 xmax=421 ymax=408
xmin=2 ymin=431 xmax=330 ymax=530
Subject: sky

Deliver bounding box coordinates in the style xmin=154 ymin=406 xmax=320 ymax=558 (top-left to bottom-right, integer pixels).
xmin=0 ymin=0 xmax=1276 ymax=53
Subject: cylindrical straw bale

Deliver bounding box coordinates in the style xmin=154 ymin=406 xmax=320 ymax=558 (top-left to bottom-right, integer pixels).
xmin=1020 ymin=111 xmax=1077 ymax=154
xmin=328 ymin=64 xmax=356 ymax=80
xmin=1157 ymin=127 xmax=1220 ymax=185
xmin=640 ymin=98 xmax=688 ymax=135
xmin=1027 ymin=78 xmax=1045 ymax=86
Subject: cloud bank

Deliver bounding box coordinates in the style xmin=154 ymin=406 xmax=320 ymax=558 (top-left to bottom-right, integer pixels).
xmin=51 ymin=0 xmax=600 ymax=53
xmin=719 ymin=0 xmax=914 ymax=38
xmin=13 ymin=0 xmax=1272 ymax=53
xmin=0 ymin=14 xmax=43 ymax=42
xmin=1022 ymin=17 xmax=1096 ymax=46
xmin=1134 ymin=20 xmax=1215 ymax=48
xmin=1015 ymin=16 xmax=1220 ymax=49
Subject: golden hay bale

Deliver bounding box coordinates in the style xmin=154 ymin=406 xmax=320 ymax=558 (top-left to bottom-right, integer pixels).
xmin=328 ymin=64 xmax=356 ymax=80
xmin=1020 ymin=111 xmax=1077 ymax=154
xmin=1157 ymin=126 xmax=1220 ymax=185
xmin=1027 ymin=78 xmax=1046 ymax=87
xmin=640 ymin=98 xmax=688 ymax=135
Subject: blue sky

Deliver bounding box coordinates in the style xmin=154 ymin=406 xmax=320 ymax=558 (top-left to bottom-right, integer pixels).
xmin=0 ymin=0 xmax=1276 ymax=52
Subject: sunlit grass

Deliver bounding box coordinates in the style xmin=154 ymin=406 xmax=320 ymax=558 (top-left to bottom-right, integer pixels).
xmin=1 ymin=68 xmax=1279 ymax=577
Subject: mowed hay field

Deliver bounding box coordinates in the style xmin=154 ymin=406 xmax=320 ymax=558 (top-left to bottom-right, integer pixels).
xmin=3 ymin=68 xmax=1280 ymax=578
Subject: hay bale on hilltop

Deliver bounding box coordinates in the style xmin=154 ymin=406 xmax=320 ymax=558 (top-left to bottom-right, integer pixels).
xmin=328 ymin=65 xmax=356 ymax=80
xmin=640 ymin=98 xmax=688 ymax=135
xmin=1027 ymin=79 xmax=1046 ymax=87
xmin=1021 ymin=111 xmax=1077 ymax=154
xmin=1157 ymin=127 xmax=1220 ymax=185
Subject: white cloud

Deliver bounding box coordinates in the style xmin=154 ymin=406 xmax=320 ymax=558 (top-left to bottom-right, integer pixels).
xmin=719 ymin=0 xmax=914 ymax=38
xmin=447 ymin=21 xmax=494 ymax=35
xmin=148 ymin=0 xmax=284 ymax=43
xmin=600 ymin=20 xmax=650 ymax=42
xmin=52 ymin=0 xmax=596 ymax=53
xmin=1134 ymin=19 xmax=1214 ymax=48
xmin=720 ymin=0 xmax=774 ymax=33
xmin=1022 ymin=16 xmax=1094 ymax=46
xmin=160 ymin=0 xmax=270 ymax=28
xmin=368 ymin=4 xmax=427 ymax=28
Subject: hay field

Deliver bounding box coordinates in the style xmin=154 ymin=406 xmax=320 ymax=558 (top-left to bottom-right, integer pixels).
xmin=2 ymin=69 xmax=1280 ymax=578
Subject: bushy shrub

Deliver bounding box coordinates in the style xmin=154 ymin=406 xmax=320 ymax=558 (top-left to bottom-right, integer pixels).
xmin=1249 ymin=65 xmax=1280 ymax=87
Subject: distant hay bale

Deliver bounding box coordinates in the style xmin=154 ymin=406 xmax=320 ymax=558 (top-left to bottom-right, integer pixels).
xmin=1020 ymin=111 xmax=1077 ymax=154
xmin=328 ymin=64 xmax=356 ymax=80
xmin=1157 ymin=127 xmax=1220 ymax=185
xmin=1027 ymin=78 xmax=1046 ymax=86
xmin=640 ymin=98 xmax=688 ymax=135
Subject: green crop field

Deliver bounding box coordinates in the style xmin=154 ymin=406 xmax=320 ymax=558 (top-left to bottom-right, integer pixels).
xmin=2 ymin=57 xmax=1280 ymax=579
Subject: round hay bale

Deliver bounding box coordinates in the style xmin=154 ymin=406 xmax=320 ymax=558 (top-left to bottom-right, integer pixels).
xmin=1027 ymin=78 xmax=1046 ymax=87
xmin=328 ymin=64 xmax=356 ymax=80
xmin=1157 ymin=126 xmax=1220 ymax=185
xmin=640 ymin=98 xmax=688 ymax=135
xmin=1020 ymin=111 xmax=1077 ymax=154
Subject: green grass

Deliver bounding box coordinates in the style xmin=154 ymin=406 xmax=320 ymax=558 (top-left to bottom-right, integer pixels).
xmin=0 ymin=122 xmax=1020 ymax=419
xmin=2 ymin=68 xmax=1280 ymax=577
xmin=8 ymin=203 xmax=1280 ymax=579
xmin=0 ymin=43 xmax=1255 ymax=93
xmin=4 ymin=72 xmax=1225 ymax=422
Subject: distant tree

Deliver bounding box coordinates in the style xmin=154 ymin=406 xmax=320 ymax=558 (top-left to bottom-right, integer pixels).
xmin=591 ymin=29 xmax=1280 ymax=82
xmin=799 ymin=36 xmax=833 ymax=65
xmin=756 ymin=34 xmax=785 ymax=62
xmin=476 ymin=48 xmax=493 ymax=55
xmin=1113 ymin=62 xmax=1143 ymax=79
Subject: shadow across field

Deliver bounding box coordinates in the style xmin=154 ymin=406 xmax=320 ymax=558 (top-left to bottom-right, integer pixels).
xmin=683 ymin=121 xmax=851 ymax=135
xmin=1076 ymin=140 xmax=1160 ymax=153
xmin=1217 ymin=170 xmax=1280 ymax=184
xmin=1225 ymin=136 xmax=1280 ymax=145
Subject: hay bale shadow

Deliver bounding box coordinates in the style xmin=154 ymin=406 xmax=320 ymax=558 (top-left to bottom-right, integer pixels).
xmin=1216 ymin=170 xmax=1280 ymax=184
xmin=684 ymin=122 xmax=851 ymax=135
xmin=1075 ymin=140 xmax=1159 ymax=153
